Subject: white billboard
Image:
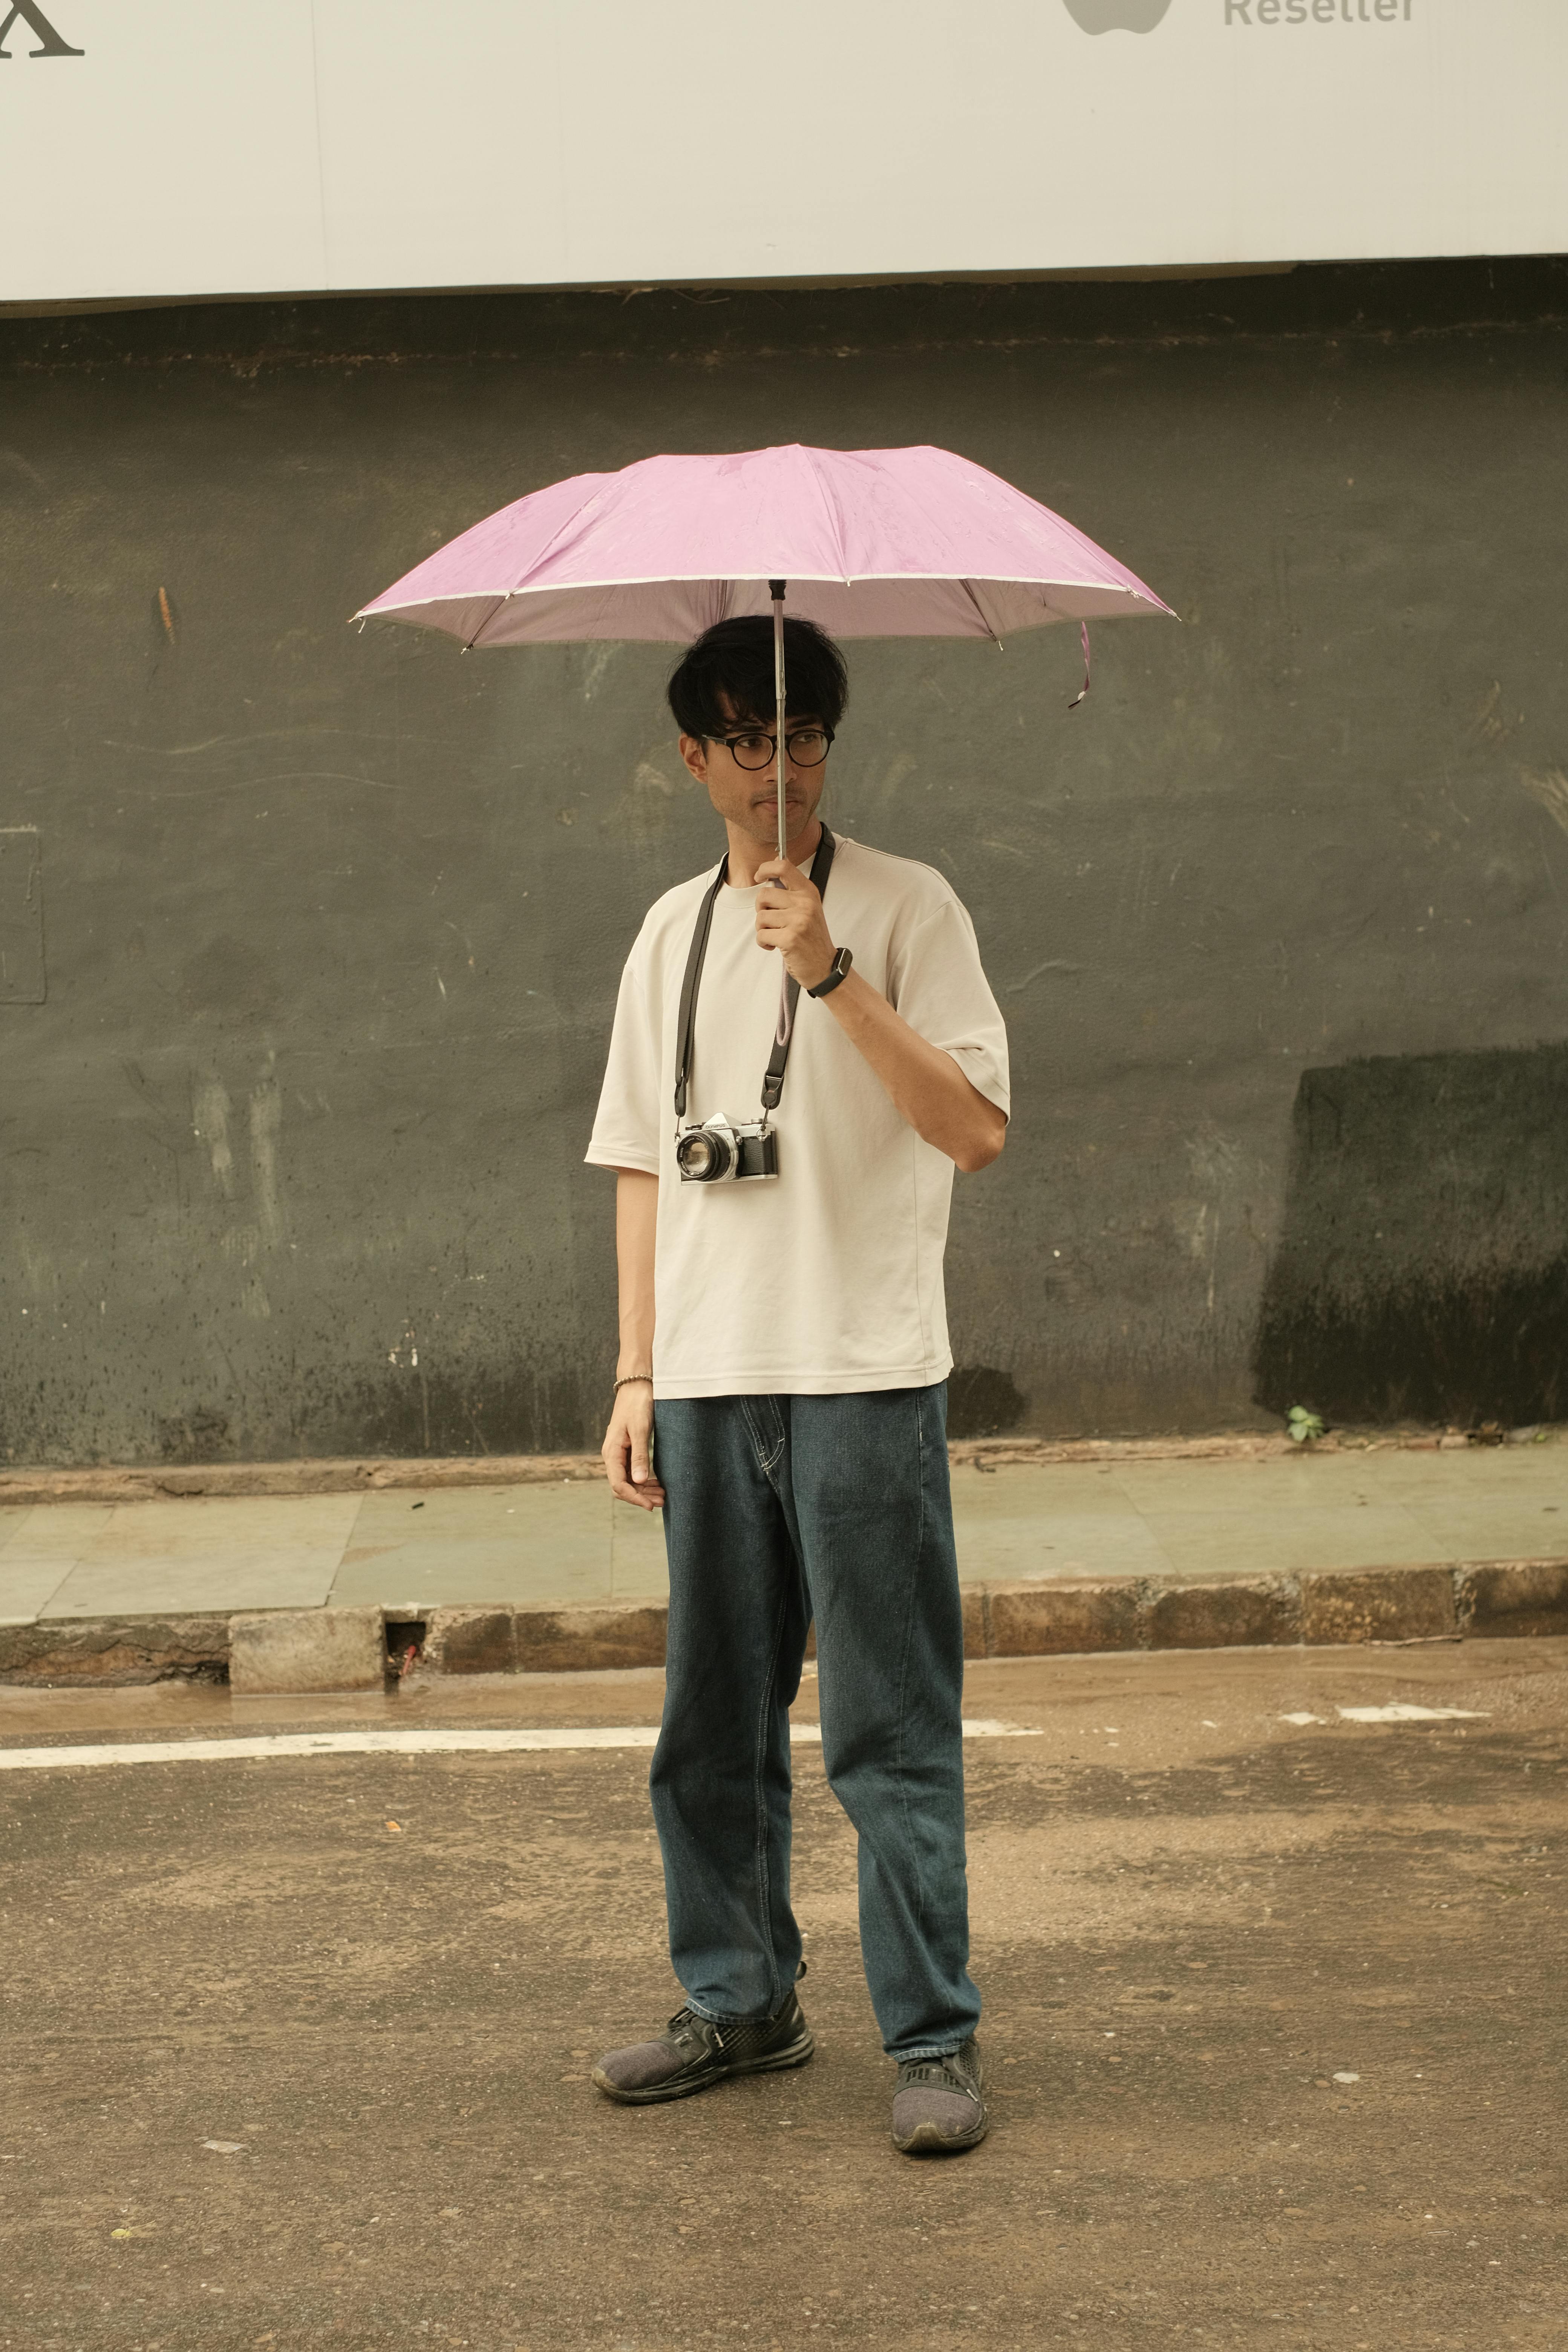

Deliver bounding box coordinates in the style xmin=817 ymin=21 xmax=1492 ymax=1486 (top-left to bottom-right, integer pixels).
xmin=2 ymin=0 xmax=1564 ymax=305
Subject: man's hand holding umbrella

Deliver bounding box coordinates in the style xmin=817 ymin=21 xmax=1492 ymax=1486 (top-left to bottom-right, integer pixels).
xmin=753 ymin=853 xmax=836 ymax=991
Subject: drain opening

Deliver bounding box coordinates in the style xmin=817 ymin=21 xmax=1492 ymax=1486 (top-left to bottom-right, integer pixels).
xmin=385 ymin=1618 xmax=427 ymax=1680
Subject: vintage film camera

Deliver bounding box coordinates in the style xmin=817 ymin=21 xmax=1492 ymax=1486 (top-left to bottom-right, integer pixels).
xmin=675 ymin=1113 xmax=779 ymax=1184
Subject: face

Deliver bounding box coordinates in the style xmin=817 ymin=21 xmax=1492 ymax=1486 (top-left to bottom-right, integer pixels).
xmin=678 ymin=698 xmax=833 ymax=848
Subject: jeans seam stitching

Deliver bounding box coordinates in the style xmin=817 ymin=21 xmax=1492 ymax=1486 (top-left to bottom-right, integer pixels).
xmin=751 ymin=1551 xmax=795 ymax=2019
xmin=712 ymin=1397 xmax=789 ymax=2015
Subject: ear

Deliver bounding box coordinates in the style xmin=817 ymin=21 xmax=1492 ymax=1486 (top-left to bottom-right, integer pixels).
xmin=678 ymin=732 xmax=709 ymax=784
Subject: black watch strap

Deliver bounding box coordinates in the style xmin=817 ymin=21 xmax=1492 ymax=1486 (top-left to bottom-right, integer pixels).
xmin=808 ymin=946 xmax=853 ymax=1000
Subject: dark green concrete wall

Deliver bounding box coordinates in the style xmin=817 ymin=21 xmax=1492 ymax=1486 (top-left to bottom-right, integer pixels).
xmin=2 ymin=262 xmax=1566 ymax=1463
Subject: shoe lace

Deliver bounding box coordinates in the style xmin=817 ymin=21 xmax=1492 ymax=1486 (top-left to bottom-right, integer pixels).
xmin=667 ymin=2004 xmax=735 ymax=2056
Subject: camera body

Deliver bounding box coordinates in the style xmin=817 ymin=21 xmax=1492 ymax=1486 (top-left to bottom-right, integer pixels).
xmin=675 ymin=1115 xmax=779 ymax=1184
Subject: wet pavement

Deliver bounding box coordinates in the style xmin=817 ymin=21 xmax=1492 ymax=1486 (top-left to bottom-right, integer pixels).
xmin=1 ymin=1640 xmax=1564 ymax=2350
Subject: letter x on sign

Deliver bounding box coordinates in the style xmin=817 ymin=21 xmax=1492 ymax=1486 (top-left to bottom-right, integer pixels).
xmin=0 ymin=2 xmax=83 ymax=57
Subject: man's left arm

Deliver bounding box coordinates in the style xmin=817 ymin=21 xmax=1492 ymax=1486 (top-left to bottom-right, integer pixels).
xmin=755 ymin=860 xmax=1007 ymax=1174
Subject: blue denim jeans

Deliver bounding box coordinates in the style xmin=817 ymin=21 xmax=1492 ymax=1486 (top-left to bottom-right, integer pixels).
xmin=649 ymin=1383 xmax=980 ymax=2061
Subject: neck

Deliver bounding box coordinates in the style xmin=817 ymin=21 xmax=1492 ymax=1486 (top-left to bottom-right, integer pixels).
xmin=725 ymin=812 xmax=822 ymax=887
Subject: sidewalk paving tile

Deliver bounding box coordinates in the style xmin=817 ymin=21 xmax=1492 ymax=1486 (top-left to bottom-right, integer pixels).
xmin=1286 ymin=1448 xmax=1568 ymax=1499
xmin=1396 ymin=1494 xmax=1568 ymax=1559
xmin=610 ymin=1501 xmax=671 ymax=1599
xmin=0 ymin=1506 xmax=118 ymax=1625
xmin=951 ymin=1465 xmax=1173 ymax=1582
xmin=41 ymin=1497 xmax=358 ymax=1619
xmin=1143 ymin=1502 xmax=1442 ymax=1578
xmin=1111 ymin=1449 xmax=1568 ymax=1514
xmin=951 ymin=1463 xmax=1142 ymax=1515
xmin=328 ymin=1483 xmax=612 ymax=1609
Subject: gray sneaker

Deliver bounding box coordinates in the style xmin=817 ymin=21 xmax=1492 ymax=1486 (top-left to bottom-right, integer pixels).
xmin=593 ymin=1988 xmax=814 ymax=2106
xmin=891 ymin=2037 xmax=988 ymax=2154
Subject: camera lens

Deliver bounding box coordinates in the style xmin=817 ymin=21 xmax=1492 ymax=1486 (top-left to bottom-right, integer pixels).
xmin=676 ymin=1125 xmax=734 ymax=1181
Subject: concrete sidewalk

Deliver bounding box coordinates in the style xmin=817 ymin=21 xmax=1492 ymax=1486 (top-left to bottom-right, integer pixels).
xmin=5 ymin=1436 xmax=1568 ymax=1623
xmin=3 ymin=1435 xmax=1568 ymax=1686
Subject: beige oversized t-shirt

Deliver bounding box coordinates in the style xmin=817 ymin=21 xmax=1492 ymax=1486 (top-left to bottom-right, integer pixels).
xmin=585 ymin=835 xmax=1009 ymax=1398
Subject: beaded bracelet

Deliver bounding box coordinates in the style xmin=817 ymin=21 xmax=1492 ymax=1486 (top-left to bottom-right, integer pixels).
xmin=613 ymin=1371 xmax=654 ymax=1389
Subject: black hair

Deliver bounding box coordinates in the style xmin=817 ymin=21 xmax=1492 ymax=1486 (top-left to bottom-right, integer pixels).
xmin=666 ymin=614 xmax=849 ymax=739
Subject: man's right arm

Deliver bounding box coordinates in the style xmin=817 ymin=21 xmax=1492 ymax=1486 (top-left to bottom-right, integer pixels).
xmin=601 ymin=1168 xmax=663 ymax=1509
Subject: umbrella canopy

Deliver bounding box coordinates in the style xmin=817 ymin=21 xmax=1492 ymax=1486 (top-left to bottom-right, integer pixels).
xmin=355 ymin=443 xmax=1174 ymax=650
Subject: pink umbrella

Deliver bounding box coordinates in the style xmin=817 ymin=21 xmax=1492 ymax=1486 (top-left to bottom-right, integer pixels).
xmin=356 ymin=441 xmax=1174 ymax=862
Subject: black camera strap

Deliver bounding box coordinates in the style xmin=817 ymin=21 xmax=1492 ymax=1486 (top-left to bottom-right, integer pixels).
xmin=673 ymin=825 xmax=836 ymax=1125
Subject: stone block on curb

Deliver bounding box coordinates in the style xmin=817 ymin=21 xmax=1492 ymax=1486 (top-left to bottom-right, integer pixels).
xmin=229 ymin=1607 xmax=384 ymax=1694
xmin=985 ymin=1579 xmax=1144 ymax=1657
xmin=1300 ymin=1566 xmax=1456 ymax=1646
xmin=961 ymin=1587 xmax=987 ymax=1660
xmin=513 ymin=1603 xmax=666 ymax=1674
xmin=1456 ymin=1559 xmax=1568 ymax=1639
xmin=423 ymin=1608 xmax=518 ymax=1675
xmin=1147 ymin=1576 xmax=1300 ymax=1650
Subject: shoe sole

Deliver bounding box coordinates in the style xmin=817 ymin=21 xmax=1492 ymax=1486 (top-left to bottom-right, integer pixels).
xmin=592 ymin=2029 xmax=815 ymax=2107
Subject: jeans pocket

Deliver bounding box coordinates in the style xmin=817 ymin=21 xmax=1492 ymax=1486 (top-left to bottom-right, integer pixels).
xmin=740 ymin=1395 xmax=786 ymax=1476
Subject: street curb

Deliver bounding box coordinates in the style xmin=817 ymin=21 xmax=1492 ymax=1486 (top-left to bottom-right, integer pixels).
xmin=1 ymin=1425 xmax=1559 ymax=1508
xmin=0 ymin=1614 xmax=229 ymax=1685
xmin=3 ymin=1557 xmax=1565 ymax=1688
xmin=230 ymin=1607 xmax=385 ymax=1695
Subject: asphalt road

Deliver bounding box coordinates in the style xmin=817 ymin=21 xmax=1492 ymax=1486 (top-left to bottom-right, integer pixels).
xmin=1 ymin=1641 xmax=1564 ymax=2352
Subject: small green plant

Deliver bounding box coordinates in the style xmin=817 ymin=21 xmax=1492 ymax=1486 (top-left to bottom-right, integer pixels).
xmin=1286 ymin=1405 xmax=1325 ymax=1446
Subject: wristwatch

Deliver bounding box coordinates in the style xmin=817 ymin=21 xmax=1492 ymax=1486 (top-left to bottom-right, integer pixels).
xmin=808 ymin=946 xmax=853 ymax=999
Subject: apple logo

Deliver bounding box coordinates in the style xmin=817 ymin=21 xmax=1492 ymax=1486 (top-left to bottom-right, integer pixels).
xmin=1061 ymin=0 xmax=1173 ymax=30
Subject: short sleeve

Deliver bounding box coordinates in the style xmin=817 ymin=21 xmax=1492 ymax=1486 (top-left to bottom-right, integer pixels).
xmin=885 ymin=895 xmax=1011 ymax=1119
xmin=585 ymin=920 xmax=663 ymax=1174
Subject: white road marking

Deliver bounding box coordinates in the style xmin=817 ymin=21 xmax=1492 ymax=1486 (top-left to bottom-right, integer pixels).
xmin=0 ymin=1719 xmax=1041 ymax=1773
xmin=1281 ymin=1705 xmax=1490 ymax=1727
xmin=1335 ymin=1704 xmax=1489 ymax=1723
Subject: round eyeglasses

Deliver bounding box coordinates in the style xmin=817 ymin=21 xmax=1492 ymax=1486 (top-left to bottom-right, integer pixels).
xmin=713 ymin=726 xmax=835 ymax=772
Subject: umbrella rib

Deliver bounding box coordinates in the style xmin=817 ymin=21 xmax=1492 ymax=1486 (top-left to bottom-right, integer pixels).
xmin=507 ymin=481 xmax=616 ymax=591
xmin=462 ymin=595 xmax=512 ymax=652
xmin=959 ymin=578 xmax=1006 ymax=646
xmin=799 ymin=446 xmax=852 ymax=581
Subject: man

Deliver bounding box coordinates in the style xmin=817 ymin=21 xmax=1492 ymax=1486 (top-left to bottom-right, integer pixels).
xmin=585 ymin=614 xmax=1008 ymax=2155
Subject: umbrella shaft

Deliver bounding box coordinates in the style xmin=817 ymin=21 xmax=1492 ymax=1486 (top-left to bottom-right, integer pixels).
xmin=771 ymin=581 xmax=787 ymax=864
